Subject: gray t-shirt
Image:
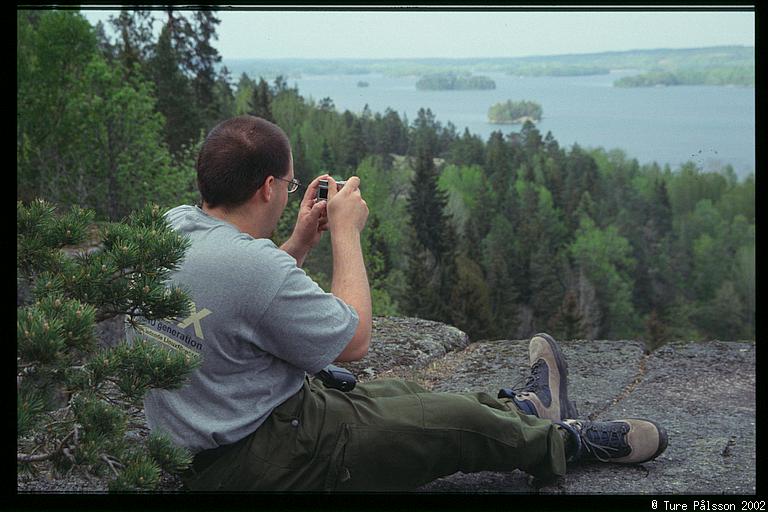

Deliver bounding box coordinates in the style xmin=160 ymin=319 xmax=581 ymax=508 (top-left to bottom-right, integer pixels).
xmin=133 ymin=205 xmax=358 ymax=454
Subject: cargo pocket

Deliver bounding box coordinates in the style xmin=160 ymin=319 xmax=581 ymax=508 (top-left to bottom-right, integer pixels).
xmin=324 ymin=423 xmax=461 ymax=491
xmin=227 ymin=391 xmax=326 ymax=490
xmin=321 ymin=424 xmax=345 ymax=490
xmin=211 ymin=416 xmax=307 ymax=491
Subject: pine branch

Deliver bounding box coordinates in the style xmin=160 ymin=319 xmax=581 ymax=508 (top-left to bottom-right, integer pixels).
xmin=17 ymin=452 xmax=54 ymax=463
xmin=102 ymin=454 xmax=123 ymax=478
xmin=17 ymin=428 xmax=75 ymax=463
xmin=62 ymin=446 xmax=77 ymax=466
xmin=97 ymin=388 xmax=136 ymax=410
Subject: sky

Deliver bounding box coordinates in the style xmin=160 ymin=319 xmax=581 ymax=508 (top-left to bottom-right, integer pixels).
xmin=79 ymin=8 xmax=755 ymax=60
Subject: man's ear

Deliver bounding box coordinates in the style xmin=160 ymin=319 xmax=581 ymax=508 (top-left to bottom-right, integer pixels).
xmin=258 ymin=175 xmax=274 ymax=203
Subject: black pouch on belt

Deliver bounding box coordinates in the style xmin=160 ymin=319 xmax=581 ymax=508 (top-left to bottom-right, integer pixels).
xmin=315 ymin=364 xmax=357 ymax=392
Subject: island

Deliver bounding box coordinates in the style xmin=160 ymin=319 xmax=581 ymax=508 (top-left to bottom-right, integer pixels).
xmin=487 ymin=100 xmax=542 ymax=124
xmin=614 ymin=66 xmax=754 ymax=87
xmin=507 ymin=64 xmax=610 ymax=77
xmin=416 ymin=72 xmax=496 ymax=90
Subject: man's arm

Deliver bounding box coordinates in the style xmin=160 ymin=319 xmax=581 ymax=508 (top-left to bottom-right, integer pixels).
xmin=326 ymin=177 xmax=371 ymax=362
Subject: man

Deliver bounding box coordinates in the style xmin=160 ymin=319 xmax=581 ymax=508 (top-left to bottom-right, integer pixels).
xmin=136 ymin=115 xmax=667 ymax=491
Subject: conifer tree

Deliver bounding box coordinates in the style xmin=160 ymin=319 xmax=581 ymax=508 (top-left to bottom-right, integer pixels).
xmin=563 ymin=144 xmax=600 ymax=231
xmin=377 ymin=108 xmax=409 ymax=155
xmin=462 ymin=175 xmax=496 ymax=262
xmin=404 ymin=135 xmax=457 ymax=324
xmin=439 ymin=121 xmax=459 ymax=156
xmin=633 ymin=179 xmax=675 ymax=317
xmin=449 ymin=254 xmax=493 ymax=341
xmin=148 ymin=8 xmax=224 ymax=152
xmin=407 ymin=148 xmax=453 ymax=262
xmin=249 ymin=77 xmax=274 ymax=122
xmin=540 ymin=134 xmax=566 ymax=208
xmin=148 ymin=24 xmax=202 ymax=156
xmin=190 ymin=10 xmax=223 ymax=129
xmin=341 ymin=111 xmax=367 ymax=169
xmin=509 ymin=180 xmax=567 ymax=335
xmin=214 ymin=65 xmax=237 ymax=120
xmin=448 ymin=128 xmax=485 ymax=166
xmin=480 ymin=214 xmax=520 ymax=338
xmin=108 ymin=9 xmax=156 ymax=79
xmin=520 ymin=120 xmax=543 ymax=153
xmin=17 ymin=200 xmax=199 ymax=491
xmin=273 ymin=75 xmax=290 ymax=96
xmin=484 ymin=131 xmax=512 ymax=187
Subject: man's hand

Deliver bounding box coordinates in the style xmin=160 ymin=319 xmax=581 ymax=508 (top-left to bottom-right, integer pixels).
xmin=280 ymin=175 xmax=331 ymax=266
xmin=326 ymin=176 xmax=369 ymax=235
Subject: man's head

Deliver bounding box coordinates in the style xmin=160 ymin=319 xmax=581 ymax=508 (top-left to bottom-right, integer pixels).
xmin=197 ymin=115 xmax=293 ymax=210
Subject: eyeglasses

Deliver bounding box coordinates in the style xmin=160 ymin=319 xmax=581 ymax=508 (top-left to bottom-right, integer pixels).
xmin=273 ymin=176 xmax=302 ymax=194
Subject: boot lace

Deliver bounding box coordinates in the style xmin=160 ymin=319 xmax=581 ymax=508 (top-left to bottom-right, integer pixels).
xmin=573 ymin=421 xmax=631 ymax=462
xmin=509 ymin=359 xmax=545 ymax=394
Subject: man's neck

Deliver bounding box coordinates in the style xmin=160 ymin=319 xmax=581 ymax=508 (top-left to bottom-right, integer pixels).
xmin=202 ymin=202 xmax=272 ymax=240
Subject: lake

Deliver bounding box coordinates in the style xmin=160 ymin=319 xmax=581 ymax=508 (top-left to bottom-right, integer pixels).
xmin=285 ymin=71 xmax=755 ymax=178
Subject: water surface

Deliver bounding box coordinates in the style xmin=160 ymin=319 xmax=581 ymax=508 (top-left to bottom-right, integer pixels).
xmin=290 ymin=71 xmax=755 ymax=177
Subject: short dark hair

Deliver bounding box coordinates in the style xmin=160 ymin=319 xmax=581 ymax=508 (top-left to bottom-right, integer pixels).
xmin=196 ymin=116 xmax=292 ymax=208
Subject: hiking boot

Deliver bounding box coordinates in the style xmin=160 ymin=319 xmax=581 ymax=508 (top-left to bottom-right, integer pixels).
xmin=557 ymin=418 xmax=669 ymax=464
xmin=498 ymin=333 xmax=579 ymax=421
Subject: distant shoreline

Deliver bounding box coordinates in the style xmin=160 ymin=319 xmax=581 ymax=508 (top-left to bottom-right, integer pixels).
xmin=221 ymin=45 xmax=754 ymax=86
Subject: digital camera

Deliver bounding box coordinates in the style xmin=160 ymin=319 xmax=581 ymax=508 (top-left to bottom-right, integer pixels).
xmin=316 ymin=179 xmax=347 ymax=201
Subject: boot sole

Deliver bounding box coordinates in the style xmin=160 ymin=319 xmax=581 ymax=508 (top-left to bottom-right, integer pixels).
xmin=534 ymin=332 xmax=579 ymax=420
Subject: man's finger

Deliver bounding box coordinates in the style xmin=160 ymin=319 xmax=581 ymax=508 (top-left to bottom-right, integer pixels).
xmin=309 ymin=198 xmax=326 ymax=219
xmin=325 ymin=175 xmax=339 ymax=201
xmin=341 ymin=176 xmax=360 ymax=193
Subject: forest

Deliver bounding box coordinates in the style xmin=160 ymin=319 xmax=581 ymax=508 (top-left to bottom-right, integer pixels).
xmin=18 ymin=10 xmax=755 ymax=346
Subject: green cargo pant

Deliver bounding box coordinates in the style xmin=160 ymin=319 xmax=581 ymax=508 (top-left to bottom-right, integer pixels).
xmin=182 ymin=377 xmax=566 ymax=491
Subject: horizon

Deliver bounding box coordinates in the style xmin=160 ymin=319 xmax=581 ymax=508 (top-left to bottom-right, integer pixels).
xmin=219 ymin=44 xmax=754 ymax=62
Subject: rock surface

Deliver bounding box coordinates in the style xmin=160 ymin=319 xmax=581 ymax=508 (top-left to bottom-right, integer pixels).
xmin=17 ymin=317 xmax=756 ymax=495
